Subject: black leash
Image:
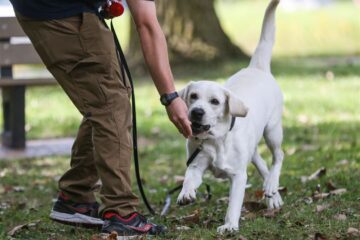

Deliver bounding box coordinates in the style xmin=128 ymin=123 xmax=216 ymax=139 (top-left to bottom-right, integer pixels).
xmin=186 ymin=116 xmax=236 ymax=167
xmin=109 ymin=20 xmax=156 ymax=215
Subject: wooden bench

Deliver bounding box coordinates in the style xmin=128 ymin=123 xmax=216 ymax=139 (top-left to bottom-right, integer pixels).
xmin=0 ymin=16 xmax=57 ymax=149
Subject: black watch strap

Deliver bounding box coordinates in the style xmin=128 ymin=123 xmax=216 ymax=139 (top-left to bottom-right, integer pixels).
xmin=160 ymin=92 xmax=179 ymax=106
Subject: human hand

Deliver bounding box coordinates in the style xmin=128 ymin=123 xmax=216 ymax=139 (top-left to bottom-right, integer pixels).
xmin=165 ymin=97 xmax=192 ymax=138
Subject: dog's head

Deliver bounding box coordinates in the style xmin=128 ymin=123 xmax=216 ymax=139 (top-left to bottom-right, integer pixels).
xmin=179 ymin=81 xmax=248 ymax=139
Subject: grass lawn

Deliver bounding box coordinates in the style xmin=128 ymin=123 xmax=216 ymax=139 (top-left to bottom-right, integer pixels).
xmin=1 ymin=1 xmax=360 ymax=239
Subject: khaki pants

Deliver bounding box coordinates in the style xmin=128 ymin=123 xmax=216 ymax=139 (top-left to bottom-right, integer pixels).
xmin=16 ymin=12 xmax=139 ymax=216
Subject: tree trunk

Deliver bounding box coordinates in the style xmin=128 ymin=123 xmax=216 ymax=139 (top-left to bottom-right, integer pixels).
xmin=127 ymin=0 xmax=248 ymax=70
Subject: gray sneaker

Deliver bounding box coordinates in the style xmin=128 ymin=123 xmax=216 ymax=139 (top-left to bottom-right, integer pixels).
xmin=49 ymin=192 xmax=104 ymax=228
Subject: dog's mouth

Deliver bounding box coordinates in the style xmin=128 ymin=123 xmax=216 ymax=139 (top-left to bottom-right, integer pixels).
xmin=191 ymin=122 xmax=211 ymax=135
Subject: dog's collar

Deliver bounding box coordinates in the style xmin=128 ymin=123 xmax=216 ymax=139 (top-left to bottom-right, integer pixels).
xmin=229 ymin=116 xmax=236 ymax=131
xmin=186 ymin=117 xmax=236 ymax=167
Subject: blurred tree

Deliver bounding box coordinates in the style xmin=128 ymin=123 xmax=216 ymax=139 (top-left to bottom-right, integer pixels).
xmin=127 ymin=0 xmax=248 ymax=70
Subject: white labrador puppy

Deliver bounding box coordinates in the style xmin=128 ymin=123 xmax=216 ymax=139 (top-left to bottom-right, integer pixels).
xmin=177 ymin=0 xmax=283 ymax=233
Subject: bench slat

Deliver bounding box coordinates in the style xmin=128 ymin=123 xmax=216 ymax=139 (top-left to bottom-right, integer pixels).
xmin=0 ymin=77 xmax=57 ymax=87
xmin=0 ymin=43 xmax=43 ymax=65
xmin=0 ymin=17 xmax=26 ymax=38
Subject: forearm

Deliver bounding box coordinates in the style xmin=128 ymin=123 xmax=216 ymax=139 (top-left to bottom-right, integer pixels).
xmin=126 ymin=0 xmax=192 ymax=137
xmin=136 ymin=23 xmax=175 ymax=95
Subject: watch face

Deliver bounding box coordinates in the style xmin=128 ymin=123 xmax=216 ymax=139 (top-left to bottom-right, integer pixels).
xmin=160 ymin=95 xmax=168 ymax=105
xmin=160 ymin=92 xmax=178 ymax=106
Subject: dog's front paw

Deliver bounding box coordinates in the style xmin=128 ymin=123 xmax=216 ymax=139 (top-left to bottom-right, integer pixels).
xmin=177 ymin=189 xmax=197 ymax=206
xmin=217 ymin=223 xmax=239 ymax=234
xmin=266 ymin=191 xmax=283 ymax=209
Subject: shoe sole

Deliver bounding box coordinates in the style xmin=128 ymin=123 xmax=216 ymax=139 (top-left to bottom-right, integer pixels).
xmin=99 ymin=233 xmax=153 ymax=240
xmin=50 ymin=210 xmax=104 ymax=228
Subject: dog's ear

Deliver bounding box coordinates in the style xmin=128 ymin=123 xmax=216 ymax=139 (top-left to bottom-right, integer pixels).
xmin=178 ymin=81 xmax=194 ymax=101
xmin=224 ymin=89 xmax=248 ymax=117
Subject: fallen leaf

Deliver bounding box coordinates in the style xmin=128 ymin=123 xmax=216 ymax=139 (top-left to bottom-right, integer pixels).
xmin=107 ymin=231 xmax=118 ymax=240
xmin=316 ymin=204 xmax=330 ymax=213
xmin=330 ymin=188 xmax=347 ymax=195
xmin=326 ymin=180 xmax=337 ymax=191
xmin=203 ymin=219 xmax=219 ymax=228
xmin=176 ymin=226 xmax=191 ymax=231
xmin=347 ymin=227 xmax=360 ymax=237
xmin=254 ymin=190 xmax=264 ymax=200
xmin=314 ymin=232 xmax=327 ymax=240
xmin=333 ymin=213 xmax=347 ymax=221
xmin=313 ymin=193 xmax=330 ymax=200
xmin=243 ymin=212 xmax=257 ymax=220
xmin=304 ymin=197 xmax=313 ymax=204
xmin=243 ymin=201 xmax=267 ymax=212
xmin=308 ymin=167 xmax=326 ymax=181
xmin=7 ymin=220 xmax=40 ymax=237
xmin=7 ymin=224 xmax=28 ymax=237
xmin=178 ymin=209 xmax=200 ymax=224
xmin=262 ymin=208 xmax=281 ymax=218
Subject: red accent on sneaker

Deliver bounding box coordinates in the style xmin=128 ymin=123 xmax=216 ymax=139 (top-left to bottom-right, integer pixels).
xmin=103 ymin=212 xmax=139 ymax=223
xmin=59 ymin=192 xmax=70 ymax=201
xmin=128 ymin=224 xmax=153 ymax=233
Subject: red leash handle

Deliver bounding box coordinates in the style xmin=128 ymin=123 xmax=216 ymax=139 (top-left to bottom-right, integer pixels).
xmin=101 ymin=0 xmax=124 ymax=19
xmin=108 ymin=0 xmax=124 ymax=17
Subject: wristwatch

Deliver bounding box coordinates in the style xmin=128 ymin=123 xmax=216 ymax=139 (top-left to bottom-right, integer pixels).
xmin=160 ymin=92 xmax=179 ymax=106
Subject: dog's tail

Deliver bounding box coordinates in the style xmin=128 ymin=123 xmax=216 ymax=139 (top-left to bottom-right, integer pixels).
xmin=248 ymin=0 xmax=280 ymax=72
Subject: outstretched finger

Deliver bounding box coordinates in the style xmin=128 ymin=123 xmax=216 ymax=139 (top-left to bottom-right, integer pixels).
xmin=180 ymin=118 xmax=192 ymax=138
xmin=172 ymin=120 xmax=186 ymax=137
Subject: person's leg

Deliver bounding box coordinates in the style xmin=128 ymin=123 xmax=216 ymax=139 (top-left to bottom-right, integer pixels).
xmin=15 ymin=12 xmax=138 ymax=216
xmin=59 ymin=117 xmax=99 ymax=203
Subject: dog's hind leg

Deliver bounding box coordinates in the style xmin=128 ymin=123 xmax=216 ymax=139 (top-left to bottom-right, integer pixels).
xmin=263 ymin=120 xmax=284 ymax=209
xmin=252 ymin=150 xmax=270 ymax=180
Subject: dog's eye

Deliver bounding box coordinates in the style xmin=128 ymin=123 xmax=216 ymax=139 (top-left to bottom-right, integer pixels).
xmin=210 ymin=98 xmax=220 ymax=105
xmin=190 ymin=93 xmax=198 ymax=100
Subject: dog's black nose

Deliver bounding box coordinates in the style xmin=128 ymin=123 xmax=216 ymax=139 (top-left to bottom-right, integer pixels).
xmin=191 ymin=108 xmax=205 ymax=120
